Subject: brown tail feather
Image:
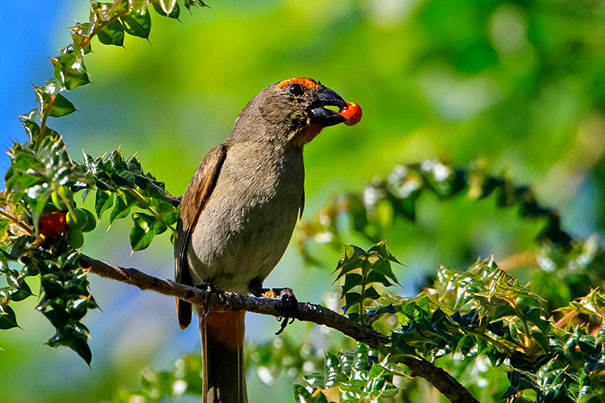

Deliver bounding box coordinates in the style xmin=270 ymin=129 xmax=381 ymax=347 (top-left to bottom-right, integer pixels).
xmin=200 ymin=309 xmax=247 ymax=403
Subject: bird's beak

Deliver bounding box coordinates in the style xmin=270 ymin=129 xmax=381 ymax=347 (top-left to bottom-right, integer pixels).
xmin=308 ymin=87 xmax=348 ymax=127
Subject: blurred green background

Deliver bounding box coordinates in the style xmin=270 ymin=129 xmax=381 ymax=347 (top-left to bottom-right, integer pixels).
xmin=2 ymin=0 xmax=604 ymax=402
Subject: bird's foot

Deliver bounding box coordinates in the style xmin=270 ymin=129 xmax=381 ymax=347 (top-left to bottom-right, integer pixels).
xmin=275 ymin=288 xmax=298 ymax=335
xmin=249 ymin=282 xmax=299 ymax=334
xmin=196 ymin=282 xmax=219 ymax=312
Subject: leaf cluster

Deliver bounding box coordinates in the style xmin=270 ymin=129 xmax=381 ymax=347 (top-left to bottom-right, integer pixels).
xmin=294 ymin=343 xmax=397 ymax=403
xmin=2 ymin=131 xmax=98 ymax=362
xmin=298 ymin=160 xmax=573 ymax=264
xmin=246 ymin=335 xmax=325 ymax=387
xmin=113 ymin=334 xmax=329 ymax=402
xmin=335 ymin=242 xmax=400 ymax=324
xmin=295 ymin=257 xmax=605 ymax=402
xmin=113 ymin=354 xmax=203 ymax=402
xmin=80 ymin=150 xmax=179 ymax=251
xmin=2 ymin=0 xmax=208 ymax=363
xmin=531 ymin=237 xmax=605 ymax=310
xmin=113 ymin=241 xmax=603 ymax=402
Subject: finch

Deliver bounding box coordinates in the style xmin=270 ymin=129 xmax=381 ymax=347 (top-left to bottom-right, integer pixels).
xmin=174 ymin=78 xmax=359 ymax=402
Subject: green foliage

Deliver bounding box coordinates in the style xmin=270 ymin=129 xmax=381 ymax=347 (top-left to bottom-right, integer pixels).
xmin=295 ymin=343 xmax=398 ymax=403
xmin=110 ymin=242 xmax=605 ymax=402
xmin=79 ymin=150 xmax=179 ymax=250
xmin=246 ymin=334 xmax=326 ymax=386
xmin=531 ymin=237 xmax=605 ymax=309
xmin=292 ymin=258 xmax=605 ymax=402
xmin=1 ymin=0 xmax=204 ymax=364
xmin=3 ymin=0 xmax=604 ymax=402
xmin=335 ymin=242 xmax=400 ymax=324
xmin=298 ymin=160 xmax=573 ymax=265
xmin=114 ymin=354 xmax=203 ymax=402
xmin=113 ymin=334 xmax=328 ymax=402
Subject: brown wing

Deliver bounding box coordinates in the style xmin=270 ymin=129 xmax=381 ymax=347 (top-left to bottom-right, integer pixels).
xmin=174 ymin=143 xmax=228 ymax=329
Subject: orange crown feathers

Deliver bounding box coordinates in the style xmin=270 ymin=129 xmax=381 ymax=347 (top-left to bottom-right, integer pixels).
xmin=277 ymin=78 xmax=318 ymax=90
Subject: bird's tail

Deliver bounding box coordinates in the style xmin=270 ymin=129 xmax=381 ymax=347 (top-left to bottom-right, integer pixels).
xmin=199 ymin=309 xmax=248 ymax=403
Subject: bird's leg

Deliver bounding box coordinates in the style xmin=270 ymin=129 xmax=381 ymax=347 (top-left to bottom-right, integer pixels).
xmin=249 ymin=279 xmax=298 ymax=335
xmin=196 ymin=282 xmax=219 ymax=314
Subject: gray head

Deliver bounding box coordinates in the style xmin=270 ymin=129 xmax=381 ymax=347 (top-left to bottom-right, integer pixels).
xmin=229 ymin=78 xmax=349 ymax=149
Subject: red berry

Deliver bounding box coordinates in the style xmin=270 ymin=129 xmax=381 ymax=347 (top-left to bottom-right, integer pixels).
xmin=39 ymin=211 xmax=67 ymax=238
xmin=339 ymin=102 xmax=362 ymax=126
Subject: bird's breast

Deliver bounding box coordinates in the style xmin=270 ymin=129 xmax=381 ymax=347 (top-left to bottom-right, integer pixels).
xmin=187 ymin=141 xmax=304 ymax=293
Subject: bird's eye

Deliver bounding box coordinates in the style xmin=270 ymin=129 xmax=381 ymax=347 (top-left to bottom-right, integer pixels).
xmin=288 ymin=83 xmax=304 ymax=96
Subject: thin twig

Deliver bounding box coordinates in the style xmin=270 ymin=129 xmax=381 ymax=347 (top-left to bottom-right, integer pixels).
xmin=37 ymin=95 xmax=55 ymax=148
xmin=80 ymin=254 xmax=478 ymax=403
xmin=0 ymin=209 xmax=34 ymax=234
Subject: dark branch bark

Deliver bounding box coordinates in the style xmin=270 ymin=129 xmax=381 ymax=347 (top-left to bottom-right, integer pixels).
xmin=79 ymin=254 xmax=478 ymax=403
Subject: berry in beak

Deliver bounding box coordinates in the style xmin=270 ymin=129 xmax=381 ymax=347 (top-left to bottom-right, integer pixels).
xmin=308 ymin=87 xmax=348 ymax=127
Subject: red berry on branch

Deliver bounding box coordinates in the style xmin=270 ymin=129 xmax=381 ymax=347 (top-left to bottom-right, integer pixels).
xmin=339 ymin=102 xmax=362 ymax=126
xmin=39 ymin=211 xmax=67 ymax=238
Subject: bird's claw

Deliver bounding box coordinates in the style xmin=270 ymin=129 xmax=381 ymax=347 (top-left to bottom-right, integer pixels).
xmin=249 ymin=284 xmax=298 ymax=334
xmin=275 ymin=288 xmax=298 ymax=335
xmin=276 ymin=317 xmax=295 ymax=335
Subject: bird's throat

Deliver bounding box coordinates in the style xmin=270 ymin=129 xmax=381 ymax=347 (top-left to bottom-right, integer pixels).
xmin=304 ymin=121 xmax=324 ymax=143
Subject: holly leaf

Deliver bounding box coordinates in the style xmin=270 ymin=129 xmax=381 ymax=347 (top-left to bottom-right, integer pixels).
xmin=109 ymin=194 xmax=132 ymax=224
xmin=97 ymin=18 xmax=125 ymax=46
xmin=50 ymin=52 xmax=90 ymax=90
xmin=130 ymin=213 xmax=155 ymax=251
xmin=0 ymin=305 xmax=19 ymax=330
xmin=121 ymin=8 xmax=151 ymax=38
xmin=34 ymin=82 xmax=77 ymax=117
xmin=154 ymin=0 xmax=180 ymax=18
xmin=46 ymin=323 xmax=92 ymax=365
xmin=49 ymin=94 xmax=77 ymax=117
xmin=341 ymin=273 xmax=362 ymax=295
xmin=95 ymin=189 xmax=114 ymax=218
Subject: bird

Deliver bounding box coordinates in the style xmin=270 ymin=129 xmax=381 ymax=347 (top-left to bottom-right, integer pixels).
xmin=174 ymin=78 xmax=360 ymax=403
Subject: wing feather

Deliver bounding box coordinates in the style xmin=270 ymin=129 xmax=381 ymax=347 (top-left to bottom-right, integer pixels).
xmin=174 ymin=143 xmax=228 ymax=329
xmin=299 ymin=188 xmax=305 ymax=219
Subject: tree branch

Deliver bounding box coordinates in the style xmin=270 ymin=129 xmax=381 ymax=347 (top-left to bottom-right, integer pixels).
xmin=79 ymin=254 xmax=478 ymax=403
